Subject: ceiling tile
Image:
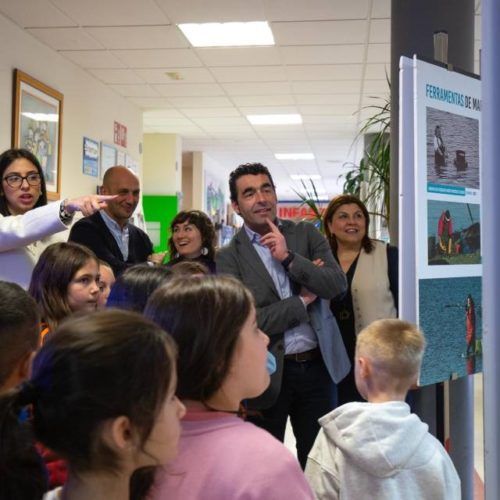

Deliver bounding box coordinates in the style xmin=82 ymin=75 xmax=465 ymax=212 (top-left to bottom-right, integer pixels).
xmin=135 ymin=68 xmax=215 ymax=84
xmin=364 ymin=63 xmax=389 ymax=80
xmin=153 ymin=83 xmax=225 ymax=97
xmin=363 ymin=79 xmax=390 ymax=93
xmin=180 ymin=107 xmax=241 ymax=118
xmin=108 ymin=84 xmax=159 ymax=97
xmin=60 ymin=50 xmax=127 ymax=68
xmin=211 ymin=66 xmax=287 ymax=83
xmin=86 ymin=25 xmax=189 ymax=50
xmin=264 ymin=0 xmax=371 ymax=21
xmin=193 ymin=116 xmax=250 ymax=127
xmin=222 ymin=81 xmax=291 ymax=96
xmin=0 ymin=0 xmax=76 ymax=27
xmin=286 ymin=64 xmax=363 ymax=81
xmin=299 ymin=104 xmax=359 ymax=116
xmin=26 ymin=27 xmax=103 ymax=50
xmin=143 ymin=109 xmax=186 ymax=119
xmin=369 ymin=19 xmax=391 ymax=43
xmin=126 ymin=97 xmax=173 ymax=108
xmin=281 ymin=45 xmax=365 ymax=65
xmin=231 ymin=95 xmax=296 ymax=106
xmin=366 ymin=43 xmax=390 ymax=63
xmin=371 ymin=0 xmax=391 ymax=19
xmin=144 ymin=116 xmax=195 ymax=127
xmin=155 ymin=0 xmax=266 ymax=23
xmin=303 ymin=115 xmax=358 ymax=125
xmin=196 ymin=47 xmax=281 ymax=67
xmin=295 ymin=94 xmax=360 ymax=105
xmin=272 ymin=20 xmax=368 ymax=45
xmin=50 ymin=0 xmax=170 ymax=26
xmin=239 ymin=106 xmax=299 ymax=115
xmin=112 ymin=49 xmax=202 ymax=68
xmin=291 ymin=80 xmax=361 ymax=94
xmin=88 ymin=68 xmax=145 ymax=84
xmin=167 ymin=96 xmax=234 ymax=107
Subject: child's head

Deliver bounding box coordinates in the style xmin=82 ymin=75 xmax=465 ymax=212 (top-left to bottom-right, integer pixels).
xmin=0 ymin=310 xmax=183 ymax=498
xmin=144 ymin=275 xmax=270 ymax=408
xmin=97 ymin=260 xmax=115 ymax=309
xmin=28 ymin=242 xmax=100 ymax=329
xmin=170 ymin=260 xmax=210 ymax=277
xmin=106 ymin=264 xmax=173 ymax=313
xmin=355 ymin=319 xmax=426 ymax=400
xmin=0 ymin=281 xmax=39 ymax=393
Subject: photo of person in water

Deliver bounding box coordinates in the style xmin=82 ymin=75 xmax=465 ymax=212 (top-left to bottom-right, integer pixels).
xmin=426 ymin=106 xmax=479 ymax=189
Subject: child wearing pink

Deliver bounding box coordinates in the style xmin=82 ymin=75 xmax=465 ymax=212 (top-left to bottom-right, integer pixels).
xmin=151 ymin=408 xmax=314 ymax=500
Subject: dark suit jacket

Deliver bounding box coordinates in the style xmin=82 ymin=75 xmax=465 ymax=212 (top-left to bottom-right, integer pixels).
xmin=69 ymin=211 xmax=153 ymax=276
xmin=216 ymin=219 xmax=350 ymax=409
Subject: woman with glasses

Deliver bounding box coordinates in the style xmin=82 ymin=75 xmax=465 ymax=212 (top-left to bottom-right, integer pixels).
xmin=0 ymin=148 xmax=113 ymax=288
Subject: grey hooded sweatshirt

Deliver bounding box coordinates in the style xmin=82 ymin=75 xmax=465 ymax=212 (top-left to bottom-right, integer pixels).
xmin=305 ymin=401 xmax=461 ymax=500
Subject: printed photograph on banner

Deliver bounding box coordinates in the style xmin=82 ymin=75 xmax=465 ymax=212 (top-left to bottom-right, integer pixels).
xmin=426 ymin=106 xmax=479 ymax=189
xmin=419 ymin=276 xmax=482 ymax=385
xmin=427 ymin=200 xmax=480 ymax=266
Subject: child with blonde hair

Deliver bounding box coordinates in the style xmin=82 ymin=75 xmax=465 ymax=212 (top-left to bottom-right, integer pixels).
xmin=305 ymin=319 xmax=460 ymax=500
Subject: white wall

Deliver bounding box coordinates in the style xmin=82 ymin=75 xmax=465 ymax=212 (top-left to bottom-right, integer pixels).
xmin=0 ymin=14 xmax=142 ymax=199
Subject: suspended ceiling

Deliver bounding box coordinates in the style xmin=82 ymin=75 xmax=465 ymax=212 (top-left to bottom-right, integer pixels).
xmin=0 ymin=0 xmax=481 ymax=199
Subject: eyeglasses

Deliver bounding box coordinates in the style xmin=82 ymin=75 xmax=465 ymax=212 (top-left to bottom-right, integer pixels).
xmin=2 ymin=173 xmax=42 ymax=188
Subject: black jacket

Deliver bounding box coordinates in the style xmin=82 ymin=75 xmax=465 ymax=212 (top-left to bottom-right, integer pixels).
xmin=69 ymin=211 xmax=153 ymax=276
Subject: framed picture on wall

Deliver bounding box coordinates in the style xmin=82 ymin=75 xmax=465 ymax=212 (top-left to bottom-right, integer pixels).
xmin=12 ymin=69 xmax=64 ymax=200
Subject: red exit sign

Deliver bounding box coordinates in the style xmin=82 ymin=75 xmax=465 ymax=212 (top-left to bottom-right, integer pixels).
xmin=114 ymin=121 xmax=127 ymax=147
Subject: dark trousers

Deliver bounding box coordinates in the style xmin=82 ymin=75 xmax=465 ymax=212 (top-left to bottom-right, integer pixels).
xmin=248 ymin=356 xmax=336 ymax=469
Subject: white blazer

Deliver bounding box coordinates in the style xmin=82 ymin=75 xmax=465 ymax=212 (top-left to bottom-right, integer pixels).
xmin=0 ymin=202 xmax=69 ymax=289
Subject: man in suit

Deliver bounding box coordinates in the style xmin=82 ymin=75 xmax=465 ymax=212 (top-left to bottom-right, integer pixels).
xmin=69 ymin=166 xmax=164 ymax=276
xmin=216 ymin=163 xmax=350 ymax=468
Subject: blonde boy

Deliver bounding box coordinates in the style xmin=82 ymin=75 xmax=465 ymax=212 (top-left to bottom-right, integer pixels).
xmin=305 ymin=319 xmax=461 ymax=500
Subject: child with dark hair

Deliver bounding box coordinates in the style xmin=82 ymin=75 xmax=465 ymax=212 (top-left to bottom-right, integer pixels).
xmin=0 ymin=309 xmax=184 ymax=500
xmin=144 ymin=275 xmax=314 ymax=500
xmin=0 ymin=281 xmax=39 ymax=393
xmin=28 ymin=242 xmax=101 ymax=340
xmin=106 ymin=264 xmax=173 ymax=313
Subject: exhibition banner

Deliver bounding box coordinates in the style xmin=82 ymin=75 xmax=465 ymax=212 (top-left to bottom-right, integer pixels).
xmin=401 ymin=57 xmax=482 ymax=385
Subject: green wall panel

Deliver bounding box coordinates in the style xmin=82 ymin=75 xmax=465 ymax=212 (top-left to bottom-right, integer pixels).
xmin=142 ymin=195 xmax=178 ymax=253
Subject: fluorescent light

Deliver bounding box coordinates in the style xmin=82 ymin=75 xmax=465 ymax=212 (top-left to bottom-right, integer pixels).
xmin=247 ymin=114 xmax=302 ymax=125
xmin=276 ymin=153 xmax=315 ymax=160
xmin=290 ymin=174 xmax=322 ymax=180
xmin=178 ymin=21 xmax=274 ymax=47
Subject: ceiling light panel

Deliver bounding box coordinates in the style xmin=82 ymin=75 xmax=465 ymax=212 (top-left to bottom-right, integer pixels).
xmin=178 ymin=21 xmax=274 ymax=47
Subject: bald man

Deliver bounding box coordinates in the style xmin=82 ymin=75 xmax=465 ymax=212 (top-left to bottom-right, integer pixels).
xmin=69 ymin=166 xmax=164 ymax=275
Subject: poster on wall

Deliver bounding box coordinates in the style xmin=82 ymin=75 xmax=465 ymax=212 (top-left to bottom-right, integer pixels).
xmin=205 ymin=171 xmax=226 ymax=224
xmin=82 ymin=137 xmax=99 ymax=177
xmin=117 ymin=149 xmax=126 ymax=166
xmin=412 ymin=57 xmax=482 ymax=385
xmin=100 ymin=143 xmax=116 ymax=180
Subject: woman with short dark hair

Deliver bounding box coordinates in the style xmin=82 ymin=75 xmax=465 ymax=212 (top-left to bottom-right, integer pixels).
xmin=167 ymin=210 xmax=216 ymax=273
